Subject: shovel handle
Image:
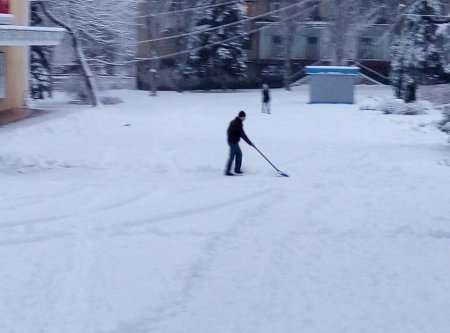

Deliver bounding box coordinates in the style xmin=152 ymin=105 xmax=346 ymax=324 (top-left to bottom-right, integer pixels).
xmin=252 ymin=145 xmax=282 ymax=173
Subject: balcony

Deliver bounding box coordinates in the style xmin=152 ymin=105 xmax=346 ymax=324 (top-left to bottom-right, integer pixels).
xmin=0 ymin=0 xmax=65 ymax=46
xmin=0 ymin=25 xmax=65 ymax=46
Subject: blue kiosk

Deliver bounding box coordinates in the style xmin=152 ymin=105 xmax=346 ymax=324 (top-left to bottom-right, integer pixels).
xmin=305 ymin=66 xmax=360 ymax=104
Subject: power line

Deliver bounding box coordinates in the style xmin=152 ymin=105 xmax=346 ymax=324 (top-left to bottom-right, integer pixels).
xmin=138 ymin=0 xmax=318 ymax=44
xmin=86 ymin=3 xmax=319 ymax=65
xmin=137 ymin=0 xmax=240 ymax=18
xmin=132 ymin=3 xmax=320 ymax=61
xmin=377 ymin=1 xmax=418 ymax=45
xmin=402 ymin=13 xmax=450 ymax=18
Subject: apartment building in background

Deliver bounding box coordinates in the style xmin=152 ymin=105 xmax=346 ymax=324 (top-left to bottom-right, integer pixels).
xmin=0 ymin=0 xmax=64 ymax=114
xmin=137 ymin=0 xmax=450 ymax=90
xmin=244 ymin=0 xmax=416 ymax=83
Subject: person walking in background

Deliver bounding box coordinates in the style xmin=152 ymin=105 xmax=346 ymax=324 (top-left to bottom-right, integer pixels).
xmin=262 ymin=83 xmax=271 ymax=114
xmin=225 ymin=111 xmax=253 ymax=176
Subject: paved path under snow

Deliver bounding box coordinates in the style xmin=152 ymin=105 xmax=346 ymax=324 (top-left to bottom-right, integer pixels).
xmin=1 ymin=87 xmax=449 ymax=333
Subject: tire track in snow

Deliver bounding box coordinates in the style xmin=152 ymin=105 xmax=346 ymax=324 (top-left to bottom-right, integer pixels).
xmin=0 ymin=232 xmax=72 ymax=247
xmin=104 ymin=187 xmax=282 ymax=333
xmin=0 ymin=184 xmax=271 ymax=248
xmin=114 ymin=188 xmax=273 ymax=231
xmin=138 ymin=178 xmax=342 ymax=333
xmin=0 ymin=188 xmax=151 ymax=230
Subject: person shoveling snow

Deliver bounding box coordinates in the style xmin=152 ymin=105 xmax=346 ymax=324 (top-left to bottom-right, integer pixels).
xmin=224 ymin=110 xmax=289 ymax=177
xmin=225 ymin=111 xmax=253 ymax=176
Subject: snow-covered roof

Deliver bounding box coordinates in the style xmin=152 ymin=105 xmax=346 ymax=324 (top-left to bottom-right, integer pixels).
xmin=0 ymin=25 xmax=65 ymax=46
xmin=305 ymin=66 xmax=360 ymax=75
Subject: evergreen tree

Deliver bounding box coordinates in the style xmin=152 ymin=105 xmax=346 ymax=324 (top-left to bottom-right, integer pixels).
xmin=30 ymin=3 xmax=53 ymax=100
xmin=30 ymin=48 xmax=53 ymax=99
xmin=185 ymin=0 xmax=247 ymax=88
xmin=390 ymin=0 xmax=446 ymax=103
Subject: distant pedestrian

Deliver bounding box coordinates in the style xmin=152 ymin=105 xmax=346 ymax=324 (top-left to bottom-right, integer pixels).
xmin=262 ymin=83 xmax=271 ymax=114
xmin=225 ymin=111 xmax=253 ymax=176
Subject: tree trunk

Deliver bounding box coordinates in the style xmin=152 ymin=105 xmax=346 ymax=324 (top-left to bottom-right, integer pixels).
xmin=148 ymin=1 xmax=160 ymax=96
xmin=404 ymin=82 xmax=416 ymax=103
xmin=332 ymin=0 xmax=347 ymax=66
xmin=282 ymin=0 xmax=294 ymax=91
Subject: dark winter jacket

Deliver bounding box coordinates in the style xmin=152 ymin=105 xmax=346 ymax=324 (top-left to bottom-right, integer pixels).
xmin=262 ymin=89 xmax=270 ymax=103
xmin=227 ymin=117 xmax=252 ymax=145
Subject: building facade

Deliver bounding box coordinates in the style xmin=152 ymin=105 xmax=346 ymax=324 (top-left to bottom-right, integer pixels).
xmin=137 ymin=0 xmax=450 ymax=89
xmin=247 ymin=0 xmax=449 ymax=83
xmin=0 ymin=0 xmax=64 ymax=113
xmin=246 ymin=0 xmax=402 ymax=83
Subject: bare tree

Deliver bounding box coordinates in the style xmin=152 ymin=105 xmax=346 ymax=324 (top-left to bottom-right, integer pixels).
xmin=325 ymin=0 xmax=396 ymax=65
xmin=280 ymin=0 xmax=320 ymax=90
xmin=47 ymin=0 xmax=138 ymax=72
xmin=34 ymin=0 xmax=99 ymax=106
xmin=37 ymin=0 xmax=139 ymax=105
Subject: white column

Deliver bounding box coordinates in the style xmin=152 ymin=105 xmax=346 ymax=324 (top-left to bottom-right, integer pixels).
xmin=23 ymin=0 xmax=31 ymax=107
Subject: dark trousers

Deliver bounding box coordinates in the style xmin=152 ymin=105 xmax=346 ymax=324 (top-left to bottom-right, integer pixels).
xmin=225 ymin=143 xmax=242 ymax=173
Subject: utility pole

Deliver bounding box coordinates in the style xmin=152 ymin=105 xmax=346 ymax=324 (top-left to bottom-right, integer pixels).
xmin=147 ymin=0 xmax=159 ymax=96
xmin=282 ymin=0 xmax=295 ymax=91
xmin=175 ymin=0 xmax=186 ymax=92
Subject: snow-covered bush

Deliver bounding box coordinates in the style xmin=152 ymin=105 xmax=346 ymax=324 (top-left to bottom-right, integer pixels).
xmin=438 ymin=105 xmax=450 ymax=133
xmin=441 ymin=122 xmax=450 ymax=133
xmin=63 ymin=75 xmax=90 ymax=104
xmin=380 ymin=99 xmax=429 ymax=115
xmin=379 ymin=99 xmax=410 ymax=114
xmin=359 ymin=97 xmax=381 ymax=111
xmin=100 ymin=96 xmax=123 ymax=105
xmin=360 ymin=98 xmax=431 ymax=115
xmin=445 ymin=64 xmax=450 ymax=74
xmin=419 ymin=84 xmax=450 ymax=105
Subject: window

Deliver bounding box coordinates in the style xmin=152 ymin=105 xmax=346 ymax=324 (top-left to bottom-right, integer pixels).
xmin=272 ymin=35 xmax=284 ymax=57
xmin=270 ymin=1 xmax=281 ymax=19
xmin=0 ymin=0 xmax=9 ymax=14
xmin=307 ymin=37 xmax=318 ymax=45
xmin=375 ymin=7 xmax=388 ymax=24
xmin=272 ymin=35 xmax=283 ymax=45
xmin=307 ymin=7 xmax=321 ymax=21
xmin=306 ymin=37 xmax=319 ymax=60
xmin=243 ymin=37 xmax=252 ymax=50
xmin=358 ymin=37 xmax=375 ymax=59
xmin=160 ymin=17 xmax=177 ymax=34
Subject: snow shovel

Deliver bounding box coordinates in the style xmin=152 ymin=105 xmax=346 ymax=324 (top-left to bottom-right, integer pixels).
xmin=252 ymin=145 xmax=289 ymax=177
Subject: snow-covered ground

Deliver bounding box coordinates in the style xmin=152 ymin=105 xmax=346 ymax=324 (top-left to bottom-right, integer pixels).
xmin=1 ymin=86 xmax=449 ymax=333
